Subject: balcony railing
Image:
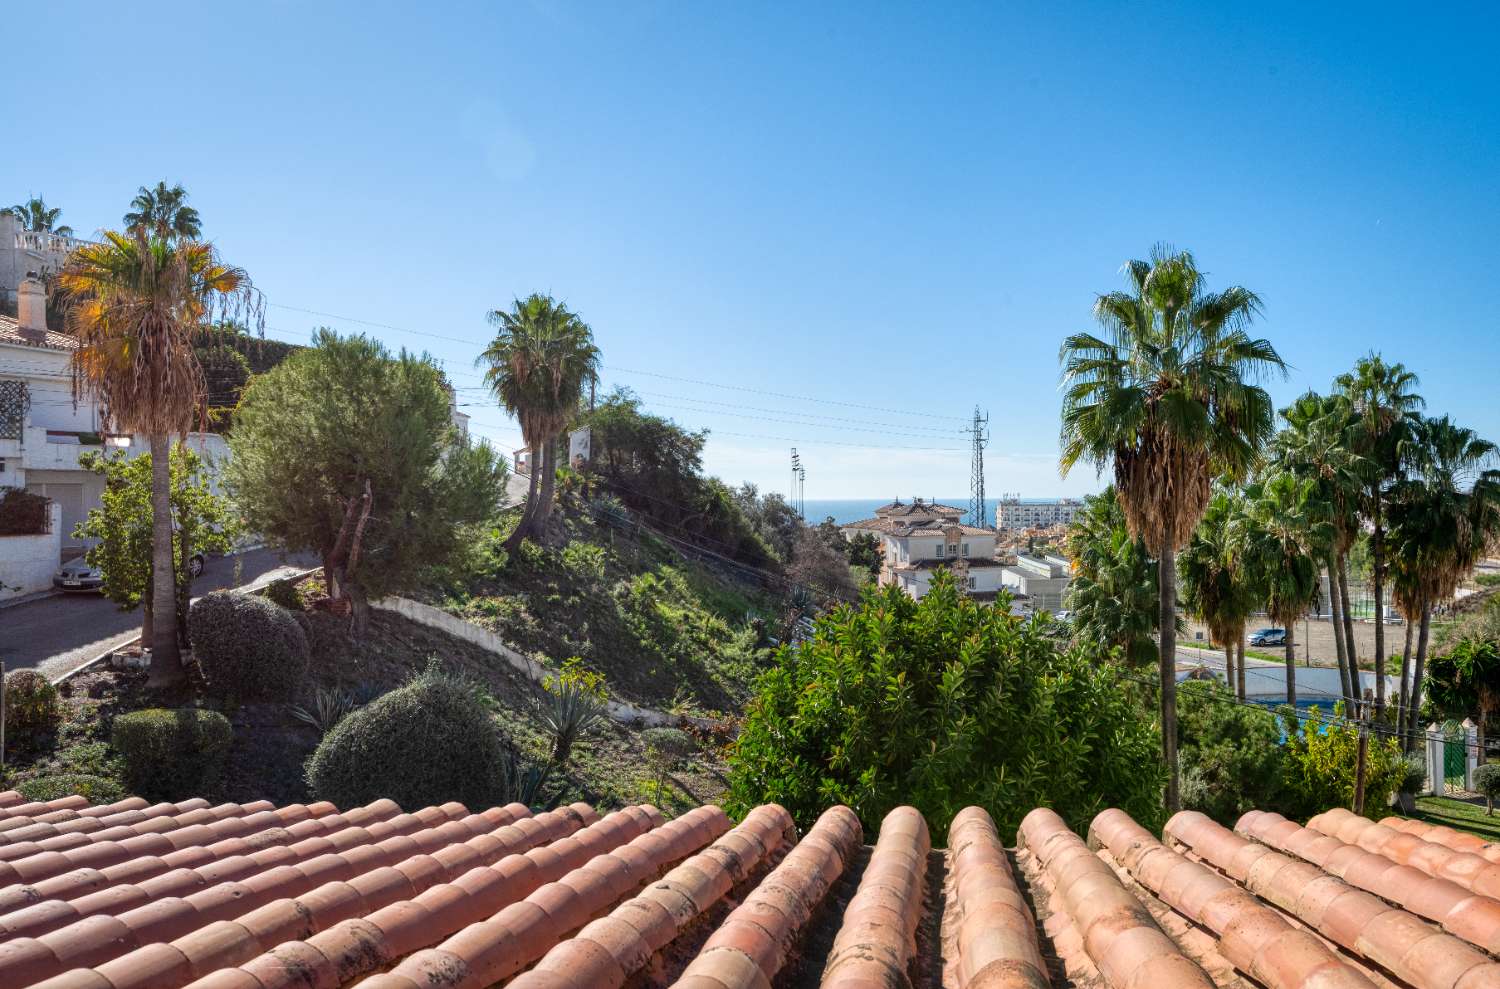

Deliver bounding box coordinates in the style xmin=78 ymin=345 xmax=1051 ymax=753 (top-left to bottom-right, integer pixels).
xmin=14 ymin=230 xmax=90 ymax=256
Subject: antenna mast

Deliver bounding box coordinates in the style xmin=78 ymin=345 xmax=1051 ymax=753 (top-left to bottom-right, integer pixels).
xmin=968 ymin=406 xmax=990 ymax=529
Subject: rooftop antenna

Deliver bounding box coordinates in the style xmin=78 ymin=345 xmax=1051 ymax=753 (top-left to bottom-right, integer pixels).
xmin=968 ymin=406 xmax=990 ymax=529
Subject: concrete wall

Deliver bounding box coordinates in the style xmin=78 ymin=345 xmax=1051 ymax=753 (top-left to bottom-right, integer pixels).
xmin=0 ymin=502 xmax=61 ymax=600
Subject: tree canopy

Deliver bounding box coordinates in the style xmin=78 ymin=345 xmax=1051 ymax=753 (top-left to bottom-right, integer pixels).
xmin=227 ymin=330 xmax=507 ymax=621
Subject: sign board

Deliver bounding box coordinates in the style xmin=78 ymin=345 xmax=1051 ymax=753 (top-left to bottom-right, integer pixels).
xmin=569 ymin=427 xmax=592 ymax=469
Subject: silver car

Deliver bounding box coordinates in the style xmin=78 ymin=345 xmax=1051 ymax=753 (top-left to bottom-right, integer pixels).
xmin=53 ymin=553 xmax=205 ymax=593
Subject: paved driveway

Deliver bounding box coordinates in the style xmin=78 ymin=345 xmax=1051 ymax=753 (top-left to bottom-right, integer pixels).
xmin=0 ymin=548 xmax=316 ymax=680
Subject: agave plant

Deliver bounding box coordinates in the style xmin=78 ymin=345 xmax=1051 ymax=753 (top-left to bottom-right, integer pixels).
xmin=538 ymin=660 xmax=609 ymax=764
xmin=291 ymin=686 xmax=359 ymax=735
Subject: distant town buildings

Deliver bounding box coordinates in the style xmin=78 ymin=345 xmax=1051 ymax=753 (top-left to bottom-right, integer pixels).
xmin=1000 ymin=554 xmax=1072 ymax=613
xmin=842 ymin=498 xmax=1006 ymax=600
xmin=995 ymin=496 xmax=1083 ymax=531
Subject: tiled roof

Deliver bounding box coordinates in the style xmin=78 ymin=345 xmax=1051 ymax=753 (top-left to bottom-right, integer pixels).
xmin=0 ymin=315 xmax=76 ymax=352
xmin=0 ymin=785 xmax=1490 ymax=989
xmin=843 ymin=517 xmax=995 ymax=537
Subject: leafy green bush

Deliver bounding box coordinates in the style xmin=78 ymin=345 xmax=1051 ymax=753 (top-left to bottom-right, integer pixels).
xmin=1278 ymin=704 xmax=1408 ymax=819
xmin=262 ymin=577 xmax=304 ymax=612
xmin=18 ymin=773 xmax=125 ymax=804
xmin=725 ymin=572 xmax=1165 ymax=837
xmin=4 ymin=670 xmax=61 ymax=754
xmin=56 ymin=741 xmax=124 ymax=780
xmin=189 ymin=590 xmax=310 ymax=701
xmin=1177 ymin=681 xmax=1287 ymax=823
xmin=1476 ymin=764 xmax=1500 ymax=815
xmin=560 ymin=541 xmax=607 ymax=582
xmin=306 ymin=664 xmax=517 ymax=811
xmin=112 ymin=709 xmax=233 ymax=800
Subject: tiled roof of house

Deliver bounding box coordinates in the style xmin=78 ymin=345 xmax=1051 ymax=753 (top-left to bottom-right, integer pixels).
xmin=844 ymin=517 xmax=995 ymax=538
xmin=0 ymin=315 xmax=76 ymax=352
xmin=0 ymin=785 xmax=1489 ymax=989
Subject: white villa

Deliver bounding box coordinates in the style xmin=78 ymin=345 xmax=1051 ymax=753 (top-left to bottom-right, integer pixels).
xmin=842 ymin=498 xmax=1005 ymax=600
xmin=1000 ymin=553 xmax=1072 ymax=613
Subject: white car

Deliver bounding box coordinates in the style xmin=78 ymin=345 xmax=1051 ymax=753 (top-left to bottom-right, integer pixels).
xmin=54 ymin=553 xmax=205 ymax=593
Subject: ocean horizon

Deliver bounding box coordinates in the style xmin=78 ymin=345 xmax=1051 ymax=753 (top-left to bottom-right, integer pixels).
xmin=803 ymin=497 xmax=1079 ymax=526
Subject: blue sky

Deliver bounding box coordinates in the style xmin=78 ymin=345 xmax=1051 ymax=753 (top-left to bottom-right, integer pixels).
xmin=10 ymin=2 xmax=1498 ymax=498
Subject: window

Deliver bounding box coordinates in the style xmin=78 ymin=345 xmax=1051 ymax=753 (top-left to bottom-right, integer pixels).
xmin=967 ymin=577 xmax=977 ymax=589
xmin=935 ymin=543 xmax=944 ymax=558
xmin=961 ymin=543 xmax=969 ymax=557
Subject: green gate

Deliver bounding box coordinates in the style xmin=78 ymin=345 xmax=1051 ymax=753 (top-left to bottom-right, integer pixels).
xmin=1444 ymin=720 xmax=1468 ymax=793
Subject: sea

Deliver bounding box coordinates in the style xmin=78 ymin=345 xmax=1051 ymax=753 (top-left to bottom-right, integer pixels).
xmin=804 ymin=497 xmax=1075 ymax=526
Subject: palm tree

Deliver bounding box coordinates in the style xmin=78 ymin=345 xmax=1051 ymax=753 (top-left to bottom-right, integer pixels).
xmin=1242 ymin=472 xmax=1335 ymax=705
xmin=1180 ymin=490 xmax=1259 ymax=699
xmin=8 ymin=196 xmax=73 ymax=236
xmin=1390 ymin=415 xmax=1500 ymax=747
xmin=478 ymin=294 xmax=599 ymax=549
xmin=123 ymin=182 xmax=202 ymax=240
xmin=1059 ymin=245 xmax=1285 ymax=811
xmin=1274 ymin=391 xmax=1369 ymax=712
xmin=58 ymin=231 xmax=255 ymax=679
xmin=1064 ymin=487 xmax=1162 ymax=668
xmin=1336 ymin=355 xmax=1424 ymax=717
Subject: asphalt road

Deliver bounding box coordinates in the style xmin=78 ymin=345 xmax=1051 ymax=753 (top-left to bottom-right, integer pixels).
xmin=0 ymin=548 xmax=316 ymax=680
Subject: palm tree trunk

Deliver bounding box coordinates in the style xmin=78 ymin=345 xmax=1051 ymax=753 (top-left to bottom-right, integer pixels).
xmin=1399 ymin=616 xmax=1415 ymax=746
xmin=1328 ymin=560 xmax=1352 ymax=709
xmin=1411 ymin=604 xmax=1432 ymax=744
xmin=533 ymin=438 xmax=560 ymax=540
xmin=505 ymin=441 xmax=544 ymax=549
xmin=1284 ymin=617 xmax=1296 ymax=706
xmin=147 ymin=434 xmax=181 ymax=680
xmin=1373 ymin=500 xmax=1387 ymax=717
xmin=1236 ymin=638 xmax=1247 ymax=701
xmin=1337 ymin=554 xmax=1360 ymax=714
xmin=1160 ymin=545 xmax=1180 ymax=814
xmin=1224 ymin=637 xmax=1235 ymax=698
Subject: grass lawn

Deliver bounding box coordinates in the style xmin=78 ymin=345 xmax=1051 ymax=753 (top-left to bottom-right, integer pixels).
xmin=1401 ymin=796 xmax=1500 ymax=842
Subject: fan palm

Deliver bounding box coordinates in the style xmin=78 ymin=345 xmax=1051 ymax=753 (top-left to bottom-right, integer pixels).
xmin=123 ymin=181 xmax=202 ymax=241
xmin=1273 ymin=391 xmax=1369 ymax=710
xmin=1060 ymin=245 xmax=1284 ymax=811
xmin=58 ymin=231 xmax=255 ymax=678
xmin=1064 ymin=487 xmax=1162 ymax=668
xmin=1242 ymin=472 xmax=1335 ymax=705
xmin=8 ymin=196 xmax=73 ymax=236
xmin=1179 ymin=490 xmax=1259 ymax=699
xmin=1336 ymin=354 xmax=1424 ymax=716
xmin=1390 ymin=415 xmax=1500 ymax=746
xmin=478 ymin=294 xmax=599 ymax=549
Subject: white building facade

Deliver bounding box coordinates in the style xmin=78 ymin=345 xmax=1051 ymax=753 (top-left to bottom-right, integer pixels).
xmin=995 ymin=497 xmax=1084 ymax=531
xmin=999 ymin=554 xmax=1072 ymax=613
xmin=842 ymin=499 xmax=1006 ymax=600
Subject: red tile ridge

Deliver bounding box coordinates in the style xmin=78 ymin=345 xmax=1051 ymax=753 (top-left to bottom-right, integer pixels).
xmin=675 ymin=804 xmax=864 ymax=989
xmin=1021 ymin=807 xmax=1215 ymax=989
xmin=947 ymin=805 xmax=1049 ymax=989
xmin=821 ymin=805 xmax=928 ymax=989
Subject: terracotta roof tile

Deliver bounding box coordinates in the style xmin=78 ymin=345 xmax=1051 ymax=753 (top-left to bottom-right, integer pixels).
xmin=15 ymin=794 xmax=1500 ymax=989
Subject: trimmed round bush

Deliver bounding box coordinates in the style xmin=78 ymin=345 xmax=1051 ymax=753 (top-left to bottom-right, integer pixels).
xmin=189 ymin=590 xmax=309 ymax=701
xmin=112 ymin=708 xmax=233 ymax=800
xmin=262 ymin=577 xmax=303 ymax=613
xmin=4 ymin=670 xmax=61 ymax=754
xmin=306 ymin=665 xmax=516 ymax=811
xmin=18 ymin=773 xmax=125 ymax=805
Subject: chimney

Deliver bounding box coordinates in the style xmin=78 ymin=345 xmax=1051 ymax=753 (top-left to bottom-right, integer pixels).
xmin=17 ymin=272 xmax=47 ymax=343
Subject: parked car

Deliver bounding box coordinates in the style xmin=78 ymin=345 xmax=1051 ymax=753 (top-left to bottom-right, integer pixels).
xmin=53 ymin=552 xmax=205 ymax=593
xmin=1248 ymin=627 xmax=1287 ymax=647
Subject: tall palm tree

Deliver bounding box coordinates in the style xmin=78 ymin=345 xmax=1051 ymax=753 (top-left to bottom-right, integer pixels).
xmin=1059 ymin=245 xmax=1285 ymax=811
xmin=1180 ymin=490 xmax=1259 ymax=699
xmin=8 ymin=196 xmax=73 ymax=236
xmin=478 ymin=294 xmax=599 ymax=549
xmin=123 ymin=182 xmax=202 ymax=241
xmin=1273 ymin=391 xmax=1369 ymax=711
xmin=1336 ymin=354 xmax=1424 ymax=717
xmin=1390 ymin=415 xmax=1500 ymax=747
xmin=1242 ymin=472 xmax=1335 ymax=705
xmin=58 ymin=231 xmax=254 ymax=679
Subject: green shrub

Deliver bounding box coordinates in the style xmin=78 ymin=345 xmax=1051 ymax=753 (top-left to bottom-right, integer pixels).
xmin=56 ymin=741 xmax=124 ymax=780
xmin=539 ymin=659 xmax=609 ymax=764
xmin=1177 ymin=681 xmax=1287 ymax=824
xmin=1476 ymin=764 xmax=1500 ymax=815
xmin=561 ymin=541 xmax=607 ymax=582
xmin=1278 ymin=703 xmax=1408 ymax=819
xmin=189 ymin=590 xmax=309 ymax=701
xmin=18 ymin=773 xmax=125 ymax=804
xmin=725 ymin=572 xmax=1165 ymax=837
xmin=112 ymin=709 xmax=233 ymax=800
xmin=262 ymin=578 xmax=303 ymax=612
xmin=642 ymin=726 xmax=695 ymax=802
xmin=306 ymin=664 xmax=517 ymax=811
xmin=4 ymin=670 xmax=61 ymax=754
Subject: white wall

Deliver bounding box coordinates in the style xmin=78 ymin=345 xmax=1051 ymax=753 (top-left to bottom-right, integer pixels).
xmin=0 ymin=502 xmax=61 ymax=599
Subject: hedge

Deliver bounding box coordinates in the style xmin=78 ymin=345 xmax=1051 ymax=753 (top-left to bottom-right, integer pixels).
xmin=112 ymin=709 xmax=233 ymax=800
xmin=189 ymin=590 xmax=309 ymax=701
xmin=17 ymin=773 xmax=125 ymax=805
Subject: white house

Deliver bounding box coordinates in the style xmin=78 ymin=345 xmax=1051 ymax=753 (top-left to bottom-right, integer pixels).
xmin=842 ymin=498 xmax=1005 ymax=600
xmin=999 ymin=553 xmax=1072 ymax=613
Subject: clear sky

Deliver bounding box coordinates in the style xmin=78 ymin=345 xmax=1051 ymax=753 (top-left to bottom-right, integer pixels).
xmin=10 ymin=2 xmax=1497 ymax=498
